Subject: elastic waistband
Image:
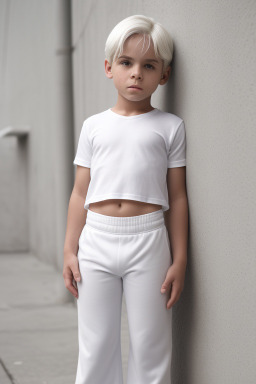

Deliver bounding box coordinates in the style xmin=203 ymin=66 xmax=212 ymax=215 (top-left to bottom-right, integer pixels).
xmin=86 ymin=208 xmax=165 ymax=234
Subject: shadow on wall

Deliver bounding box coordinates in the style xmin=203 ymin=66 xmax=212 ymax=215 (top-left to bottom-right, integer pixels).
xmin=163 ymin=52 xmax=196 ymax=384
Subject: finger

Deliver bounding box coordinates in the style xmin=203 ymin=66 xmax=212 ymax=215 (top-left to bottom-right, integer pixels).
xmin=73 ymin=270 xmax=81 ymax=282
xmin=72 ymin=262 xmax=81 ymax=282
xmin=63 ymin=269 xmax=79 ymax=298
xmin=161 ymin=279 xmax=173 ymax=293
xmin=64 ymin=277 xmax=79 ymax=298
xmin=166 ymin=286 xmax=180 ymax=309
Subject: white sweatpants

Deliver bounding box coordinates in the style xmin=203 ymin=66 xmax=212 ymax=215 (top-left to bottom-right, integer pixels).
xmin=75 ymin=208 xmax=173 ymax=384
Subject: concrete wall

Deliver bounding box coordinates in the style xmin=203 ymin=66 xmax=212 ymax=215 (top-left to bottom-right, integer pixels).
xmin=0 ymin=0 xmax=58 ymax=263
xmin=71 ymin=1 xmax=256 ymax=383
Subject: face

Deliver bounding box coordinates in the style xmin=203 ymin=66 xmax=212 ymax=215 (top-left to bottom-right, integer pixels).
xmin=105 ymin=34 xmax=171 ymax=104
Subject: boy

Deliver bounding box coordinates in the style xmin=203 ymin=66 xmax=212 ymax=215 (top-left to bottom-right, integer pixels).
xmin=63 ymin=14 xmax=188 ymax=384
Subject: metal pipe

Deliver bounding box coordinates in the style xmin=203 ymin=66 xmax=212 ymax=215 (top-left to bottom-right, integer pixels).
xmin=53 ymin=0 xmax=74 ymax=303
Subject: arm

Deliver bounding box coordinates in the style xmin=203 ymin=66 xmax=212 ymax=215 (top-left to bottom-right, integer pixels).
xmin=63 ymin=165 xmax=91 ymax=299
xmin=161 ymin=166 xmax=188 ymax=309
xmin=164 ymin=166 xmax=188 ymax=268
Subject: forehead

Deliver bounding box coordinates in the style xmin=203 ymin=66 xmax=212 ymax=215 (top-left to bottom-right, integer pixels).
xmin=121 ymin=34 xmax=160 ymax=61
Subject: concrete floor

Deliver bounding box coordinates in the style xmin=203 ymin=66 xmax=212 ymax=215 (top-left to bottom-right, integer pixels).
xmin=0 ymin=253 xmax=129 ymax=384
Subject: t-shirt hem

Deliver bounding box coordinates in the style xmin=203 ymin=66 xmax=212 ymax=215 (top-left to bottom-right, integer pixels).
xmin=73 ymin=158 xmax=91 ymax=167
xmin=167 ymin=159 xmax=186 ymax=168
xmin=83 ymin=193 xmax=169 ymax=211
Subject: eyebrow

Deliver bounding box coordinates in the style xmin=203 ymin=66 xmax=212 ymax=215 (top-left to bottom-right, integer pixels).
xmin=118 ymin=55 xmax=160 ymax=64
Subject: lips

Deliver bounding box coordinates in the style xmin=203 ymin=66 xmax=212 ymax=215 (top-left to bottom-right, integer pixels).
xmin=128 ymin=86 xmax=142 ymax=90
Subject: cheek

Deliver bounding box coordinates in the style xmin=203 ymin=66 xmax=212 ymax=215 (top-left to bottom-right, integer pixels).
xmin=152 ymin=73 xmax=162 ymax=86
xmin=146 ymin=76 xmax=160 ymax=89
xmin=113 ymin=72 xmax=125 ymax=83
xmin=113 ymin=75 xmax=126 ymax=90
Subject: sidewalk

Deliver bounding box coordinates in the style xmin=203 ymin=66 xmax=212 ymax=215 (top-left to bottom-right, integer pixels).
xmin=0 ymin=252 xmax=78 ymax=383
xmin=0 ymin=253 xmax=129 ymax=384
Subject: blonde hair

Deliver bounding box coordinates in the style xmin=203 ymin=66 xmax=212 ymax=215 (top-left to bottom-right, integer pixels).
xmin=105 ymin=15 xmax=174 ymax=73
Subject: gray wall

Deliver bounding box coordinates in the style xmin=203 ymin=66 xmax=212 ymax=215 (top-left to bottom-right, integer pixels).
xmin=0 ymin=0 xmax=58 ymax=263
xmin=71 ymin=1 xmax=256 ymax=383
xmin=0 ymin=0 xmax=255 ymax=383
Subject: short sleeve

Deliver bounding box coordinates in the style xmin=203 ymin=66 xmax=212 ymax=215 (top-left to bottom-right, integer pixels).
xmin=73 ymin=119 xmax=92 ymax=168
xmin=167 ymin=120 xmax=186 ymax=168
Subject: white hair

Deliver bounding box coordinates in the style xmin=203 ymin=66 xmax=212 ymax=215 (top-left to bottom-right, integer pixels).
xmin=105 ymin=15 xmax=174 ymax=73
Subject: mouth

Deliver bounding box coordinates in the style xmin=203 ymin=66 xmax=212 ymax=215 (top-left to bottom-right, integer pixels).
xmin=128 ymin=86 xmax=142 ymax=90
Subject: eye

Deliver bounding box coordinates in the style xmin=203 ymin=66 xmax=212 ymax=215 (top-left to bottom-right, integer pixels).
xmin=145 ymin=64 xmax=155 ymax=70
xmin=120 ymin=60 xmax=130 ymax=66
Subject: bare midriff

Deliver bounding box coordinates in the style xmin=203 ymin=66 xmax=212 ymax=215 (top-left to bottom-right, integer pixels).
xmin=88 ymin=199 xmax=162 ymax=217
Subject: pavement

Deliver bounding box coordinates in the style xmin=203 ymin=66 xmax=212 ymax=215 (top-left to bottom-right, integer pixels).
xmin=0 ymin=253 xmax=130 ymax=384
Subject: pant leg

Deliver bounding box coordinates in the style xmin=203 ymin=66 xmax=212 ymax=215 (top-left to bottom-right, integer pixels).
xmin=122 ymin=225 xmax=172 ymax=384
xmin=75 ymin=224 xmax=123 ymax=384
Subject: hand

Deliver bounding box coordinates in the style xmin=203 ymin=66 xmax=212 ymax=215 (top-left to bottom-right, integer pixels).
xmin=63 ymin=252 xmax=81 ymax=299
xmin=160 ymin=262 xmax=186 ymax=310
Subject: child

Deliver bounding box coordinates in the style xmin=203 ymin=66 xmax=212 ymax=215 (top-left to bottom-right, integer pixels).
xmin=63 ymin=14 xmax=188 ymax=384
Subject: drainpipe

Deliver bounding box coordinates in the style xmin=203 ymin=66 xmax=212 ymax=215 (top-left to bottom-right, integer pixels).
xmin=54 ymin=0 xmax=74 ymax=303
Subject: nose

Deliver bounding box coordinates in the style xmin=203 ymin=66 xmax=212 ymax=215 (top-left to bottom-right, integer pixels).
xmin=130 ymin=65 xmax=143 ymax=80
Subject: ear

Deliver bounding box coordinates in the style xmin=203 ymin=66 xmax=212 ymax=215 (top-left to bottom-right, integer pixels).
xmin=159 ymin=65 xmax=171 ymax=85
xmin=105 ymin=59 xmax=113 ymax=79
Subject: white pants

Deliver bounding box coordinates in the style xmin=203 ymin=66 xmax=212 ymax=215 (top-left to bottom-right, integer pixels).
xmin=75 ymin=208 xmax=173 ymax=384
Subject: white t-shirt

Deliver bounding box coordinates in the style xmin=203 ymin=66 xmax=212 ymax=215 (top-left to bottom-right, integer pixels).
xmin=73 ymin=108 xmax=186 ymax=212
